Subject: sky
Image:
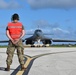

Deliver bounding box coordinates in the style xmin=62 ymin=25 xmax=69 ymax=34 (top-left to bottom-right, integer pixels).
xmin=0 ymin=0 xmax=76 ymax=44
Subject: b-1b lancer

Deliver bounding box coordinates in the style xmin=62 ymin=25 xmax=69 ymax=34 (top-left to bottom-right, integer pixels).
xmin=24 ymin=29 xmax=76 ymax=46
xmin=0 ymin=29 xmax=76 ymax=47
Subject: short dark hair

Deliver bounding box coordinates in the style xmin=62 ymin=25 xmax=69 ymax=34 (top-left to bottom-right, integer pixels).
xmin=11 ymin=13 xmax=19 ymax=21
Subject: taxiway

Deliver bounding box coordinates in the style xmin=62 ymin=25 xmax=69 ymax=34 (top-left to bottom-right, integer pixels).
xmin=0 ymin=47 xmax=76 ymax=75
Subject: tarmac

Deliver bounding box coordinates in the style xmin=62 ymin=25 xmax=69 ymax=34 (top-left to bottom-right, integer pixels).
xmin=0 ymin=47 xmax=76 ymax=75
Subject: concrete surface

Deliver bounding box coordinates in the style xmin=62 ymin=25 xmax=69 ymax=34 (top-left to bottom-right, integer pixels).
xmin=0 ymin=48 xmax=76 ymax=75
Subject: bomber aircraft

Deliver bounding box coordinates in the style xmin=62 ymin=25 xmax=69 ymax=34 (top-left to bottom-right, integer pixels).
xmin=24 ymin=29 xmax=76 ymax=47
xmin=0 ymin=29 xmax=76 ymax=47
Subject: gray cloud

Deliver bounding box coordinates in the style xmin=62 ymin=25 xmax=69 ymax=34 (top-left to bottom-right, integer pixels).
xmin=33 ymin=20 xmax=76 ymax=39
xmin=0 ymin=0 xmax=21 ymax=9
xmin=53 ymin=27 xmax=70 ymax=34
xmin=27 ymin=0 xmax=76 ymax=9
xmin=33 ymin=20 xmax=59 ymax=28
xmin=28 ymin=20 xmax=71 ymax=38
xmin=26 ymin=19 xmax=76 ymax=39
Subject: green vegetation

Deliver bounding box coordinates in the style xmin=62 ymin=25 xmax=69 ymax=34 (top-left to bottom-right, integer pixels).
xmin=50 ymin=44 xmax=76 ymax=47
xmin=0 ymin=44 xmax=76 ymax=48
xmin=0 ymin=45 xmax=7 ymax=48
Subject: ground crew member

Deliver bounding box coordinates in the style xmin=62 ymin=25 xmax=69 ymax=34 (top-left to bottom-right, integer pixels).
xmin=5 ymin=13 xmax=25 ymax=71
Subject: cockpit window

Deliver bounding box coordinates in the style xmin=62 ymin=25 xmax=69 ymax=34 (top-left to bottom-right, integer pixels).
xmin=34 ymin=29 xmax=42 ymax=34
xmin=35 ymin=30 xmax=42 ymax=32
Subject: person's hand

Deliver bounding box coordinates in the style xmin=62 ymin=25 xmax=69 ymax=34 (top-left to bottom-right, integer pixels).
xmin=14 ymin=39 xmax=20 ymax=44
xmin=11 ymin=38 xmax=20 ymax=44
xmin=11 ymin=39 xmax=16 ymax=44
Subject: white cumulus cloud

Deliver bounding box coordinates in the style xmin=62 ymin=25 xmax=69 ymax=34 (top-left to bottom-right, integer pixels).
xmin=0 ymin=0 xmax=21 ymax=9
xmin=33 ymin=20 xmax=59 ymax=28
xmin=53 ymin=27 xmax=70 ymax=34
xmin=27 ymin=0 xmax=76 ymax=9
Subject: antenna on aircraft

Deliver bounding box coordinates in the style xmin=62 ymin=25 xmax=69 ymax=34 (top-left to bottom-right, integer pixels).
xmin=38 ymin=24 xmax=40 ymax=29
xmin=38 ymin=25 xmax=39 ymax=29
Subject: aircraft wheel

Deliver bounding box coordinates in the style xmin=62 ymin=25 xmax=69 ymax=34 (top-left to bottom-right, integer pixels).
xmin=31 ymin=45 xmax=35 ymax=47
xmin=42 ymin=45 xmax=46 ymax=47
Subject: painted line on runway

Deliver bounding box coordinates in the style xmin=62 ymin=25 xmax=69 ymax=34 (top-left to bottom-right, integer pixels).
xmin=16 ymin=57 xmax=33 ymax=75
xmin=11 ymin=50 xmax=76 ymax=75
xmin=11 ymin=55 xmax=31 ymax=75
xmin=23 ymin=50 xmax=76 ymax=75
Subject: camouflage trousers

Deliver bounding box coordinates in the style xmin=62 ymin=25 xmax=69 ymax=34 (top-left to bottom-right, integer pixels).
xmin=6 ymin=39 xmax=24 ymax=65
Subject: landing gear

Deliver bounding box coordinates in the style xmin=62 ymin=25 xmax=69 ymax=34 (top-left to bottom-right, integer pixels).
xmin=37 ymin=45 xmax=40 ymax=47
xmin=31 ymin=45 xmax=35 ymax=47
xmin=42 ymin=45 xmax=46 ymax=47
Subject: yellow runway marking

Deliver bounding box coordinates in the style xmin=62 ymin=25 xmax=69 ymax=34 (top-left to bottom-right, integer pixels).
xmin=16 ymin=53 xmax=52 ymax=75
xmin=14 ymin=50 xmax=76 ymax=75
xmin=16 ymin=57 xmax=32 ymax=75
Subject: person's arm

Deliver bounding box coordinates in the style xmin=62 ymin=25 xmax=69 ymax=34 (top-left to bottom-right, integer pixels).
xmin=14 ymin=29 xmax=25 ymax=44
xmin=6 ymin=30 xmax=16 ymax=44
xmin=17 ymin=25 xmax=25 ymax=40
xmin=6 ymin=30 xmax=13 ymax=41
xmin=20 ymin=30 xmax=25 ymax=39
xmin=20 ymin=25 xmax=25 ymax=39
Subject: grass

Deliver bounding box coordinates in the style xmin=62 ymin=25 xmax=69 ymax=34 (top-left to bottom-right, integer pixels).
xmin=0 ymin=44 xmax=76 ymax=48
xmin=0 ymin=45 xmax=7 ymax=48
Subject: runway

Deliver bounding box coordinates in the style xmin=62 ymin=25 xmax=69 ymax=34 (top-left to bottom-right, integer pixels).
xmin=0 ymin=47 xmax=76 ymax=75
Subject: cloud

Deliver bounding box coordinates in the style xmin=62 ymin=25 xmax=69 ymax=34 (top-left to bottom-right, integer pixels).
xmin=27 ymin=0 xmax=76 ymax=9
xmin=32 ymin=20 xmax=70 ymax=34
xmin=26 ymin=19 xmax=76 ymax=39
xmin=27 ymin=20 xmax=72 ymax=38
xmin=53 ymin=27 xmax=70 ymax=34
xmin=26 ymin=29 xmax=34 ymax=34
xmin=0 ymin=0 xmax=21 ymax=9
xmin=33 ymin=20 xmax=59 ymax=28
xmin=52 ymin=27 xmax=76 ymax=40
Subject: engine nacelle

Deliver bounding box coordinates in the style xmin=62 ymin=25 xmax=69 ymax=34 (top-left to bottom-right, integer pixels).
xmin=26 ymin=40 xmax=34 ymax=45
xmin=42 ymin=40 xmax=52 ymax=44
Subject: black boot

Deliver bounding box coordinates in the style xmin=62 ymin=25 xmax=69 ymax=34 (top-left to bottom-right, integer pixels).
xmin=5 ymin=65 xmax=10 ymax=71
xmin=21 ymin=64 xmax=26 ymax=71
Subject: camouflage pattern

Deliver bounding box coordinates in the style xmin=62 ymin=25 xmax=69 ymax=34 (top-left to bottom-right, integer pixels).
xmin=6 ymin=39 xmax=24 ymax=65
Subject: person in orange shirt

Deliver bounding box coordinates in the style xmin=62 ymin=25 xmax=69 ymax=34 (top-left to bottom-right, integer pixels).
xmin=5 ymin=13 xmax=26 ymax=71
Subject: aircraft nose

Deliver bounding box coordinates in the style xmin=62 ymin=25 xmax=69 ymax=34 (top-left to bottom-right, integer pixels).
xmin=36 ymin=32 xmax=41 ymax=37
